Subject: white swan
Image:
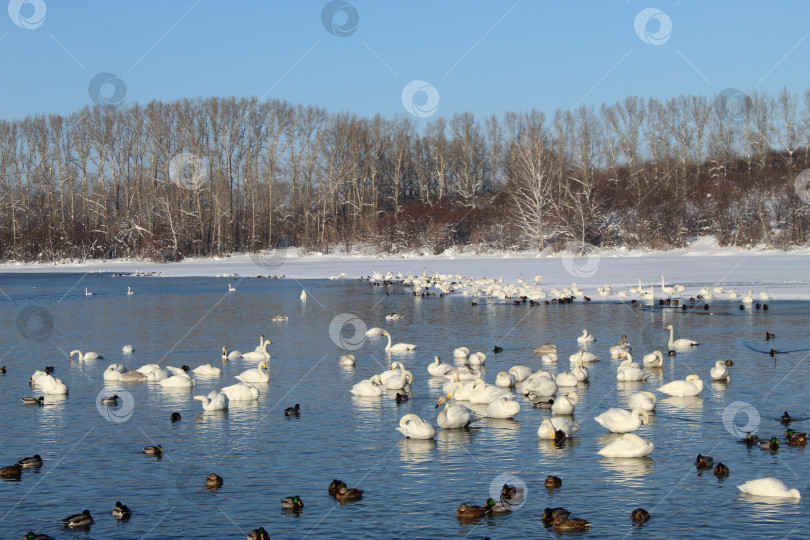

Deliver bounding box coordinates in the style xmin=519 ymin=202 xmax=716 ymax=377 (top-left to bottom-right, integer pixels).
xmin=594 ymin=408 xmax=649 ymax=433
xmin=537 ymin=417 xmax=580 ymax=439
xmin=658 ymin=374 xmax=703 ymax=397
xmin=617 ymin=355 xmax=649 ymax=382
xmin=569 ymin=350 xmax=599 ymax=363
xmin=69 ymin=350 xmax=103 ymax=361
xmin=136 ymin=364 xmax=168 ymax=382
xmin=495 ymin=371 xmax=516 ymax=388
xmin=350 ymin=376 xmax=383 ymax=397
xmin=32 ymin=374 xmax=69 ymax=395
xmin=609 ymin=336 xmax=631 ymax=357
xmin=436 ymin=398 xmax=474 ymax=428
xmin=444 ymin=364 xmax=481 ymax=381
xmin=252 ymin=334 xmax=267 ymax=352
xmin=270 ymin=315 xmax=288 ymax=322
xmin=737 ymin=478 xmax=801 ymax=499
xmin=642 ymin=350 xmax=663 ymax=368
xmin=122 ymin=345 xmax=134 ymax=354
xmin=521 ymin=373 xmax=558 ymax=397
xmin=551 ymin=393 xmax=578 ymax=415
xmin=300 ymin=289 xmax=306 ymax=301
xmin=194 ymin=390 xmax=229 ymax=411
xmin=742 ymin=289 xmax=754 ymax=304
xmin=758 ymin=292 xmax=770 ymax=300
xmin=379 ymin=361 xmax=406 ymax=385
xmin=509 ymin=365 xmax=533 ymax=383
xmin=364 ymin=327 xmax=384 ymax=337
xmin=382 ymin=331 xmax=416 ymax=352
xmin=385 ymin=313 xmax=404 ymax=320
xmin=103 ymin=364 xmax=147 ymax=382
xmin=666 ymin=325 xmax=698 ymax=349
xmin=397 ymin=414 xmax=435 ymax=439
xmin=485 ymin=396 xmax=520 ymax=419
xmin=468 ymin=352 xmax=486 ymax=366
xmin=572 ymin=362 xmax=590 ymax=382
xmin=659 ymin=275 xmax=675 ymax=298
xmin=241 ymin=339 xmax=272 ymax=361
xmin=598 ymin=433 xmax=654 ymax=457
xmin=444 ymin=380 xmax=476 ymax=401
xmin=453 ymin=346 xmax=470 ymax=358
xmin=85 ymin=287 xmax=93 ymax=296
xmin=383 ymin=370 xmax=414 ymax=390
xmin=221 ymin=381 xmax=260 ymax=400
xmin=192 ymin=364 xmax=222 ymax=377
xmin=555 ymin=371 xmax=578 ymax=387
xmin=577 ymin=329 xmax=596 ymax=343
xmin=236 ymin=361 xmax=270 ymax=383
xmin=469 ymin=379 xmax=511 ymax=404
xmin=126 ymin=286 xmax=135 ymax=295
xmin=228 ymin=283 xmax=236 ymax=292
xmin=710 ymin=360 xmax=730 ymax=381
xmin=159 ymin=372 xmax=196 ymax=388
xmin=338 ymin=354 xmax=356 ymax=367
xmin=427 ymin=356 xmax=452 ymax=377
xmin=222 ymin=347 xmax=241 ymax=361
xmin=628 ymin=391 xmax=657 ymax=412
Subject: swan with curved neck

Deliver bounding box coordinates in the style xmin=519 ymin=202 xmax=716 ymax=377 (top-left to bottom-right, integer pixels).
xmin=241 ymin=339 xmax=272 ymax=361
xmin=658 ymin=374 xmax=703 ymax=397
xmin=69 ymin=350 xmax=102 ymax=362
xmin=666 ymin=325 xmax=698 ymax=350
xmin=396 ymin=414 xmax=435 ymax=439
xmin=382 ymin=331 xmax=416 ymax=352
xmin=194 ymin=391 xmax=228 ymax=411
xmin=594 ymin=408 xmax=649 ymax=433
xmin=642 ymin=351 xmax=664 ymax=367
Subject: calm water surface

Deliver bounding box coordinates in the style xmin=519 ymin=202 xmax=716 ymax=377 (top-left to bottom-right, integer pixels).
xmin=0 ymin=273 xmax=808 ymax=539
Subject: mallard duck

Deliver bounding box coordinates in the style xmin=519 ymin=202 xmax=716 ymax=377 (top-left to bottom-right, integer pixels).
xmin=284 ymin=404 xmax=301 ymax=416
xmin=781 ymin=411 xmax=792 ymax=424
xmin=17 ymin=455 xmax=42 ymax=469
xmin=25 ymin=533 xmax=54 ymax=540
xmin=62 ymin=509 xmax=93 ymax=528
xmin=544 ymin=475 xmax=562 ymax=488
xmin=0 ymin=366 xmax=5 ymax=374
xmin=631 ymin=508 xmax=650 ymax=523
xmin=542 ymin=507 xmax=570 ymax=524
xmin=785 ymin=430 xmax=807 ymax=445
xmin=170 ymin=412 xmax=182 ymax=422
xmin=695 ymin=454 xmax=714 ymax=470
xmin=501 ymin=483 xmax=522 ymax=500
xmin=714 ymin=463 xmax=730 ymax=477
xmin=456 ymin=501 xmax=493 ymax=518
xmin=765 ymin=332 xmax=775 ymax=340
xmin=760 ymin=437 xmax=779 ymax=450
xmin=336 ymin=486 xmax=363 ymax=502
xmin=247 ymin=527 xmax=270 ymax=540
xmin=22 ymin=396 xmax=44 ymax=405
xmin=486 ymin=497 xmax=511 ymax=514
xmin=144 ymin=445 xmax=162 ymax=456
xmin=395 ymin=393 xmax=409 ymax=404
xmin=112 ymin=501 xmax=132 ymax=520
xmin=0 ymin=464 xmax=22 ymax=479
xmin=493 ymin=345 xmax=503 ymax=354
xmin=100 ymin=394 xmax=119 ymax=406
xmin=742 ymin=432 xmax=759 ymax=447
xmin=206 ymin=473 xmax=223 ymax=488
xmin=281 ymin=495 xmax=303 ymax=510
xmin=533 ymin=398 xmax=554 ymax=410
xmin=553 ymin=516 xmax=591 ymax=531
xmin=328 ymin=479 xmax=347 ymax=496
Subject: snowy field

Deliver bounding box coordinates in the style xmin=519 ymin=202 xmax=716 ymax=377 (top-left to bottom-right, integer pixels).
xmin=2 ymin=237 xmax=809 ymax=300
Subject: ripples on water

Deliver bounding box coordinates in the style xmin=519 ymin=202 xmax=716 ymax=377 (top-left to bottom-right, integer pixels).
xmin=0 ymin=273 xmax=807 ymax=538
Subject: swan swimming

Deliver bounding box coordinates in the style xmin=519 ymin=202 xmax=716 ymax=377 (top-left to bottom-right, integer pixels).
xmin=658 ymin=374 xmax=703 ymax=397
xmin=122 ymin=344 xmax=134 ymax=354
xmin=192 ymin=363 xmax=222 ymax=377
xmin=241 ymin=339 xmax=272 ymax=361
xmin=537 ymin=417 xmax=580 ymax=439
xmin=222 ymin=346 xmax=241 ymax=361
xmin=495 ymin=371 xmax=517 ymax=388
xmin=383 ymin=369 xmax=414 ymax=390
xmin=364 ymin=327 xmax=384 ymax=337
xmin=598 ymin=433 xmax=654 ymax=457
xmin=236 ymin=361 xmax=270 ymax=383
xmin=127 ymin=286 xmax=135 ymax=295
xmin=228 ymin=283 xmax=236 ymax=292
xmin=666 ymin=325 xmax=698 ymax=350
xmin=436 ymin=398 xmax=474 ymax=428
xmin=453 ymin=346 xmax=470 ymax=358
xmin=350 ymin=376 xmax=383 ymax=397
xmin=737 ymin=478 xmax=801 ymax=499
xmin=594 ymin=408 xmax=649 ymax=433
xmin=382 ymin=331 xmax=416 ymax=352
xmin=551 ymin=393 xmax=578 ymax=415
xmin=194 ymin=390 xmax=229 ymax=411
xmin=427 ymin=356 xmax=453 ymax=377
xmin=509 ymin=365 xmax=533 ymax=383
xmin=221 ymin=381 xmax=260 ymax=401
xmin=642 ymin=351 xmax=663 ymax=368
xmin=628 ymin=391 xmax=657 ymax=412
xmin=485 ymin=396 xmax=520 ymax=419
xmin=577 ymin=329 xmax=596 ymax=343
xmin=69 ymin=350 xmax=103 ymax=362
xmin=396 ymin=414 xmax=435 ymax=439
xmin=338 ymin=354 xmax=356 ymax=367
xmin=710 ymin=360 xmax=730 ymax=381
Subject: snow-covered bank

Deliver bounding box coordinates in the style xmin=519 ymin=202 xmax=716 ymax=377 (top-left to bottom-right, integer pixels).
xmin=2 ymin=238 xmax=810 ymax=300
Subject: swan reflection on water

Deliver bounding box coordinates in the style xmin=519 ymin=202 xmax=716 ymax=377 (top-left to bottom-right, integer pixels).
xmin=537 ymin=436 xmax=580 ymax=456
xmin=599 ymin=456 xmax=655 ymax=480
xmin=399 ymin=438 xmax=436 ymax=464
xmin=659 ymin=396 xmax=705 ymax=413
xmin=437 ymin=427 xmax=477 ymax=446
xmin=710 ymin=380 xmax=729 ymax=398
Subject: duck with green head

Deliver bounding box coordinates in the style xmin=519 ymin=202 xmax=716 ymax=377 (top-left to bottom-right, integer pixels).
xmin=281 ymin=495 xmax=303 ymax=510
xmin=785 ymin=429 xmax=807 ymax=445
xmin=760 ymin=437 xmax=779 ymax=450
xmin=25 ymin=533 xmax=54 ymax=540
xmin=21 ymin=396 xmax=44 ymax=406
xmin=144 ymin=445 xmax=162 ymax=457
xmin=486 ymin=497 xmax=511 ymax=514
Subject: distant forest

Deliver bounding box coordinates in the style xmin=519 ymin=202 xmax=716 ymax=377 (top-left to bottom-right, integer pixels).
xmin=1 ymin=88 xmax=809 ymax=262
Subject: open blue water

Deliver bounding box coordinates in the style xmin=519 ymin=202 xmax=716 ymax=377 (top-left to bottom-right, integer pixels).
xmin=0 ymin=273 xmax=807 ymax=538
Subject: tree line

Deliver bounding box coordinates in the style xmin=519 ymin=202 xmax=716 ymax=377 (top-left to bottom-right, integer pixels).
xmin=1 ymin=88 xmax=809 ymax=262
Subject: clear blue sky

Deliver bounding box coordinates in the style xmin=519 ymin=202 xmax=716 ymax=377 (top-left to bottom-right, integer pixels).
xmin=2 ymin=0 xmax=808 ymax=122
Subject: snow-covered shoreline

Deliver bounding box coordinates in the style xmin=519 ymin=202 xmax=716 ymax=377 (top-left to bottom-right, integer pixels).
xmin=3 ymin=237 xmax=810 ymax=300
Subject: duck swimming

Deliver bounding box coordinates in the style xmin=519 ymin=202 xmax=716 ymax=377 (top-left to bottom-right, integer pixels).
xmin=112 ymin=501 xmax=132 ymax=520
xmin=0 ymin=464 xmax=22 ymax=479
xmin=553 ymin=516 xmax=591 ymax=531
xmin=206 ymin=473 xmax=223 ymax=488
xmin=284 ymin=404 xmax=301 ymax=416
xmin=785 ymin=429 xmax=807 ymax=445
xmin=544 ymin=475 xmax=562 ymax=488
xmin=25 ymin=533 xmax=54 ymax=540
xmin=328 ymin=479 xmax=347 ymax=496
xmin=144 ymin=445 xmax=163 ymax=457
xmin=542 ymin=507 xmax=570 ymax=525
xmin=632 ymin=508 xmax=650 ymax=523
xmin=760 ymin=437 xmax=779 ymax=451
xmin=21 ymin=396 xmax=44 ymax=406
xmin=247 ymin=527 xmax=270 ymax=540
xmin=281 ymin=495 xmax=303 ymax=510
xmin=742 ymin=432 xmax=759 ymax=447
xmin=456 ymin=501 xmax=494 ymax=518
xmin=62 ymin=509 xmax=93 ymax=528
xmin=695 ymin=454 xmax=714 ymax=470
xmin=336 ymin=486 xmax=363 ymax=502
xmin=17 ymin=455 xmax=42 ymax=469
xmin=714 ymin=463 xmax=730 ymax=477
